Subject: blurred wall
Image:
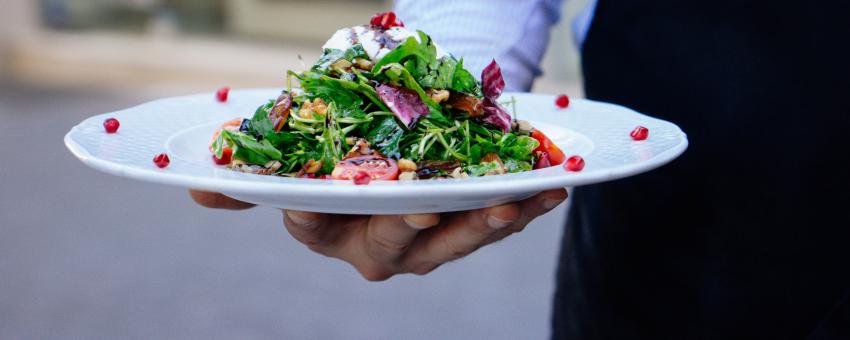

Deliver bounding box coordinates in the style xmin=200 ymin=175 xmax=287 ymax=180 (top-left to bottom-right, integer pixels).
xmin=2 ymin=0 xmax=587 ymax=96
xmin=0 ymin=0 xmax=38 ymax=77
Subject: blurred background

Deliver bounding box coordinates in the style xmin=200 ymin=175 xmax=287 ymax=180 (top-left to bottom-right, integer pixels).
xmin=0 ymin=0 xmax=586 ymax=339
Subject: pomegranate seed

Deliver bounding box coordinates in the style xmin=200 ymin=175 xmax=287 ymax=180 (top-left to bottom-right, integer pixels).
xmin=153 ymin=153 xmax=170 ymax=168
xmin=353 ymin=171 xmax=371 ymax=185
xmin=630 ymin=126 xmax=649 ymax=141
xmin=216 ymin=87 xmax=229 ymax=102
xmin=370 ymin=11 xmax=403 ymax=29
xmin=564 ymin=156 xmax=585 ymax=172
xmin=555 ymin=94 xmax=570 ymax=108
xmin=212 ymin=148 xmax=232 ymax=165
xmin=103 ymin=118 xmax=120 ymax=133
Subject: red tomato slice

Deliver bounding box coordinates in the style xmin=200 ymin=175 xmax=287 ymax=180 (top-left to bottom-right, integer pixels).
xmin=331 ymin=156 xmax=399 ymax=181
xmin=531 ymin=129 xmax=566 ymax=165
xmin=208 ymin=118 xmax=242 ymax=153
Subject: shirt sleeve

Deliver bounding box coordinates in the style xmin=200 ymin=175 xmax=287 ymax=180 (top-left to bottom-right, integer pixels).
xmin=394 ymin=0 xmax=564 ymax=91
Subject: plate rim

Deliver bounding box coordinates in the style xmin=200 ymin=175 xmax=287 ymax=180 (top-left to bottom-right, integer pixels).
xmin=64 ymin=90 xmax=689 ymax=198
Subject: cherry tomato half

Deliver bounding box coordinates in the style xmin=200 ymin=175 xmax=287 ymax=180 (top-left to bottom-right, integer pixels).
xmin=530 ymin=129 xmax=566 ymax=165
xmin=331 ymin=156 xmax=399 ymax=181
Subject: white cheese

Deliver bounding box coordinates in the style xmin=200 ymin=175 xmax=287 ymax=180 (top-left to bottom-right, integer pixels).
xmin=321 ymin=25 xmax=449 ymax=63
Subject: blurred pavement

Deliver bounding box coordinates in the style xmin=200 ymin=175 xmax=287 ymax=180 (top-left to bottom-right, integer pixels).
xmin=0 ymin=80 xmax=569 ymax=339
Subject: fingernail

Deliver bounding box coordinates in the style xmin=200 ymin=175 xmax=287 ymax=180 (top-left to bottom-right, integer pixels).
xmin=487 ymin=215 xmax=512 ymax=229
xmin=543 ymin=197 xmax=565 ymax=210
xmin=403 ymin=215 xmax=431 ymax=230
xmin=286 ymin=211 xmax=318 ymax=229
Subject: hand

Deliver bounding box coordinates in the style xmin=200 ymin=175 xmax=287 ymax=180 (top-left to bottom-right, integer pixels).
xmin=189 ymin=188 xmax=567 ymax=281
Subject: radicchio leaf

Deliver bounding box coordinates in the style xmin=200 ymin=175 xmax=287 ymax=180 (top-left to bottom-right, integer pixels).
xmin=478 ymin=60 xmax=512 ymax=132
xmin=482 ymin=98 xmax=512 ymax=133
xmin=481 ymin=59 xmax=505 ymax=100
xmin=376 ymin=83 xmax=429 ymax=128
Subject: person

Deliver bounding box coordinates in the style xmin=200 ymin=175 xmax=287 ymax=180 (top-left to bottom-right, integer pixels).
xmin=192 ymin=0 xmax=850 ymax=338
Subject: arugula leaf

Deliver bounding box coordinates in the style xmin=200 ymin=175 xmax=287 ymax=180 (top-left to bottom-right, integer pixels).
xmin=504 ymin=159 xmax=532 ymax=173
xmin=249 ymin=101 xmax=275 ymax=138
xmin=221 ymin=130 xmax=282 ymax=161
xmin=497 ymin=134 xmax=538 ymax=162
xmin=318 ymin=123 xmax=341 ymax=173
xmin=211 ymin=131 xmax=226 ymax=159
xmin=324 ymin=74 xmax=389 ymax=111
xmin=468 ymin=139 xmax=499 ymax=164
xmin=450 ymin=58 xmax=480 ymax=95
xmin=432 ymin=57 xmax=458 ymax=89
xmin=233 ymin=146 xmax=271 ymax=165
xmin=419 ymin=57 xmax=457 ymax=89
xmin=466 ymin=162 xmax=500 ymax=177
xmin=264 ymin=130 xmax=302 ymax=148
xmin=297 ymin=73 xmax=363 ymax=109
xmin=366 ymin=116 xmax=405 ymax=158
xmin=372 ymin=31 xmax=436 ymax=77
xmin=312 ymin=45 xmax=369 ymax=71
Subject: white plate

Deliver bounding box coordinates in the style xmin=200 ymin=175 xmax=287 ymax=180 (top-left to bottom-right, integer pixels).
xmin=65 ymin=89 xmax=688 ymax=214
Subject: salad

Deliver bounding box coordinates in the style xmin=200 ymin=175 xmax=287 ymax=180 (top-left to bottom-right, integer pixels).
xmin=209 ymin=12 xmax=565 ymax=182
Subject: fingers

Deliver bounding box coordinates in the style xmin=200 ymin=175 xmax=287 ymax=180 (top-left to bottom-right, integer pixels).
xmin=189 ymin=190 xmax=256 ymax=210
xmin=282 ymin=210 xmax=337 ymax=252
xmin=484 ymin=189 xmax=569 ymax=244
xmin=364 ymin=214 xmax=439 ymax=266
xmin=282 ymin=189 xmax=568 ymax=281
xmin=516 ymin=189 xmax=568 ymax=226
xmin=401 ymin=203 xmax=520 ymax=274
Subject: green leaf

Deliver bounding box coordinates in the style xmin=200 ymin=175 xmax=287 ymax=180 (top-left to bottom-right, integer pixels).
xmin=300 ymin=75 xmax=363 ymax=109
xmin=233 ymin=146 xmax=271 ymax=165
xmin=499 ymin=135 xmax=539 ymax=161
xmin=420 ymin=56 xmax=458 ymax=89
xmin=264 ymin=130 xmax=302 ymax=148
xmin=450 ymin=58 xmax=480 ymax=95
xmin=221 ymin=130 xmax=282 ymax=162
xmin=319 ymin=124 xmax=340 ymax=173
xmin=211 ymin=131 xmax=226 ymax=159
xmin=504 ymin=159 xmax=532 ymax=173
xmin=466 ymin=162 xmax=500 ymax=177
xmin=312 ymin=45 xmax=369 ymax=72
xmin=249 ymin=101 xmax=275 ymax=138
xmin=366 ymin=117 xmax=405 ymax=158
xmin=372 ymin=31 xmax=436 ymax=76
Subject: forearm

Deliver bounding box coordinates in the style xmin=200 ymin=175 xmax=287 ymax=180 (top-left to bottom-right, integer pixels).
xmin=394 ymin=0 xmax=563 ymax=91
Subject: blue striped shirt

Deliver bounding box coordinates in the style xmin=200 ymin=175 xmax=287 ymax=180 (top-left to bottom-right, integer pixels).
xmin=394 ymin=0 xmax=597 ymax=91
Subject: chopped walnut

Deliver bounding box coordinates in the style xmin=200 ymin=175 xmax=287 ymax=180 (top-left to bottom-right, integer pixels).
xmin=481 ymin=153 xmax=507 ymax=176
xmin=304 ymin=159 xmax=323 ymax=174
xmin=298 ymin=98 xmax=329 ymax=119
xmin=398 ymin=158 xmax=417 ymax=172
xmin=264 ymin=160 xmax=283 ymax=172
xmin=450 ymin=167 xmax=470 ymax=179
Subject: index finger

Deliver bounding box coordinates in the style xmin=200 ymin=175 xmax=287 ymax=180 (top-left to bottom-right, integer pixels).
xmin=400 ymin=203 xmax=520 ymax=274
xmin=189 ymin=190 xmax=256 ymax=210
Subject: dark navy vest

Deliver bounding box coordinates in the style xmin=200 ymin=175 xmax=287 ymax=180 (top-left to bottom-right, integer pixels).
xmin=553 ymin=1 xmax=850 ymax=339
